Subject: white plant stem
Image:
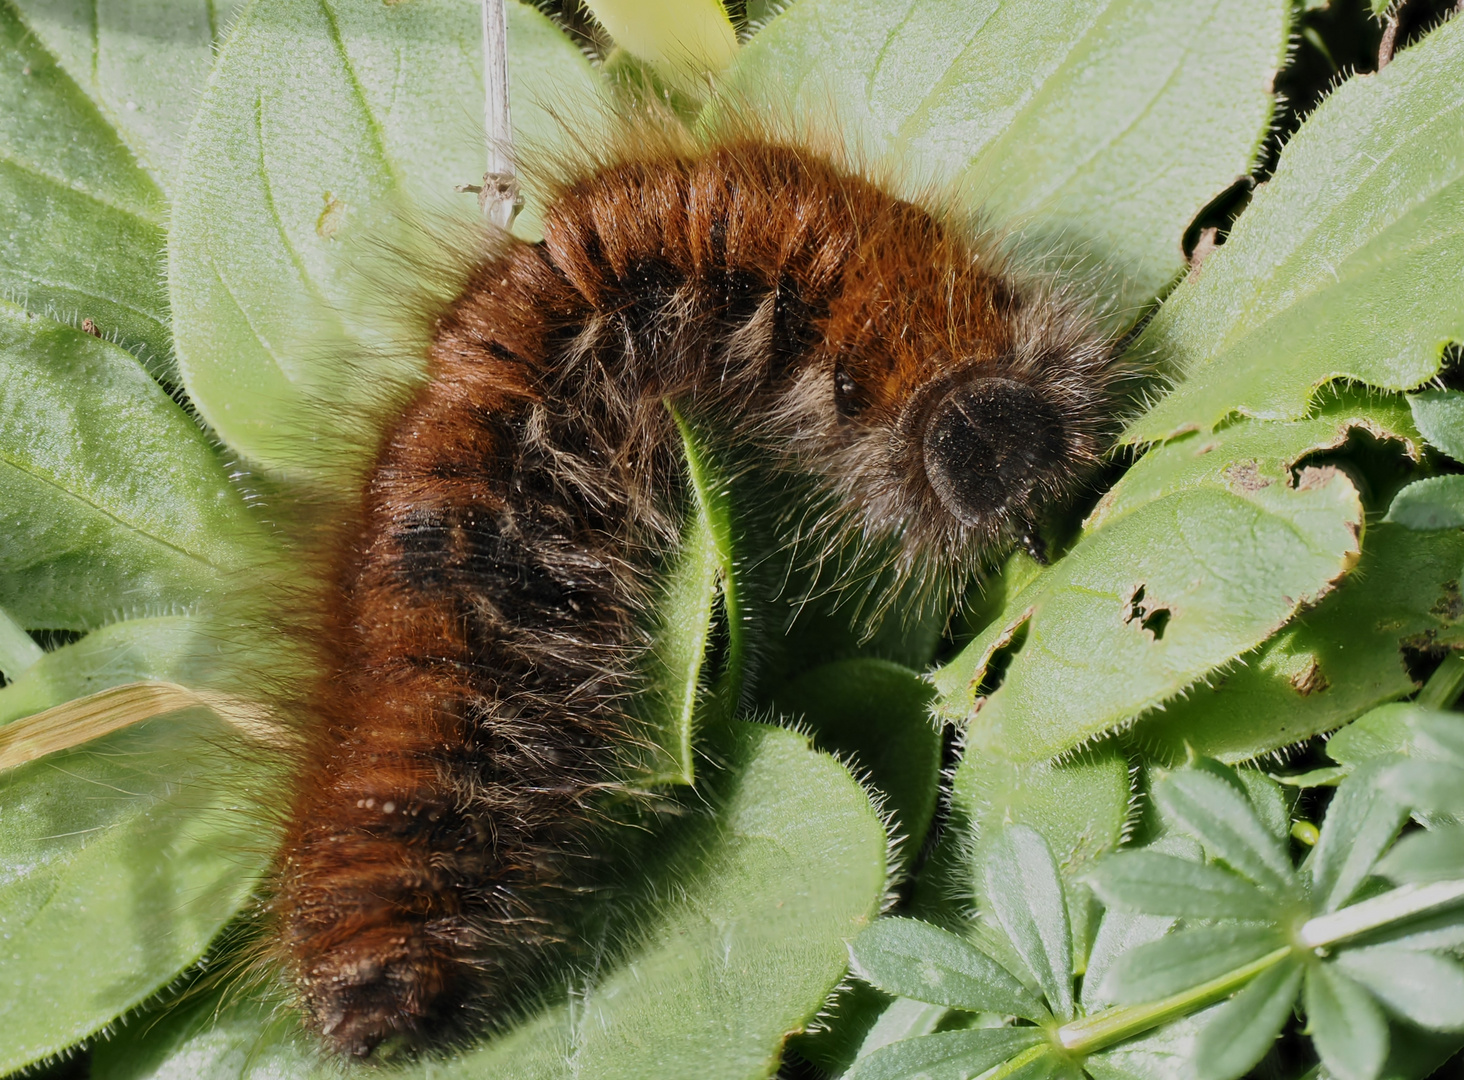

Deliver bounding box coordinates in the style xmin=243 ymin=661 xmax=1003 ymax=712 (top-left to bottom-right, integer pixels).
xmin=1046 ymin=878 xmax=1464 ymax=1059
xmin=1298 ymin=879 xmax=1464 ymax=948
xmin=479 ymin=0 xmax=519 ymax=229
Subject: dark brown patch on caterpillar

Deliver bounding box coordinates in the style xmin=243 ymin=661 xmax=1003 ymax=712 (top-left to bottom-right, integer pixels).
xmin=270 ymin=135 xmax=1122 ymax=1056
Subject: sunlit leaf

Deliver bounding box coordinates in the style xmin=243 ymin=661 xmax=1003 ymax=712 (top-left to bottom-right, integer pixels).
xmin=8 ymin=0 xmax=244 ymax=193
xmin=849 ymin=997 xmax=952 ymax=1063
xmin=936 ymin=411 xmax=1364 ymax=763
xmin=1385 ymin=475 xmax=1464 ymax=530
xmin=1409 ymin=390 xmax=1464 ymax=461
xmin=1081 ymin=840 xmax=1196 ymax=1011
xmin=983 ymin=826 xmax=1074 ymax=1021
xmin=1328 ymin=702 xmax=1440 ymax=767
xmin=1333 ymin=947 xmax=1464 ymax=1032
xmin=850 ymin=918 xmax=1048 ymax=1022
xmin=1125 ymin=17 xmax=1464 ymax=442
xmin=1305 ymin=963 xmax=1389 ymax=1080
xmin=1309 ymin=759 xmax=1409 ymax=913
xmin=1380 ymin=760 xmax=1464 ymax=816
xmin=0 ymin=705 xmax=275 ymax=1074
xmin=718 ymin=0 xmax=1289 ymax=314
xmin=1130 ymin=518 xmax=1464 ymax=766
xmin=1098 ymin=923 xmax=1287 ymax=1004
xmin=582 ymin=0 xmax=738 ymax=77
xmin=170 ymin=0 xmax=613 ymax=478
xmin=0 ymin=604 xmax=41 ymax=681
xmin=1192 ymin=958 xmax=1304 ymax=1080
xmin=1375 ymin=825 xmax=1464 ymax=885
xmin=0 ymin=3 xmax=170 ymax=373
xmin=843 ymin=1027 xmax=1046 ymax=1080
xmin=1153 ymin=767 xmax=1297 ymax=897
xmin=1087 ymin=851 xmax=1280 ymax=920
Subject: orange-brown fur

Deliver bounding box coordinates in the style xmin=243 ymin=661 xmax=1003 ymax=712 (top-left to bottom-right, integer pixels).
xmin=272 ymin=139 xmax=1119 ymax=1055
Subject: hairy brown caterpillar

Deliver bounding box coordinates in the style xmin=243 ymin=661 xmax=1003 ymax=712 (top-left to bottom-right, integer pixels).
xmin=269 ymin=125 xmax=1121 ymax=1057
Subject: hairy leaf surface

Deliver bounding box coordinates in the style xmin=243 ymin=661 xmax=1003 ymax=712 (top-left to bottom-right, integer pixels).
xmin=1126 ymin=18 xmax=1464 ymax=441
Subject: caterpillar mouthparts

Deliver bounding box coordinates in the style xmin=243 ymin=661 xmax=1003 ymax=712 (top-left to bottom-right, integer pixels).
xmin=268 ymin=132 xmax=1122 ymax=1057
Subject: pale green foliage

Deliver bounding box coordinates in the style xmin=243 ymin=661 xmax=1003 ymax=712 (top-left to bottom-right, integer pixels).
xmin=0 ymin=304 xmax=263 ymax=631
xmin=0 ymin=4 xmax=170 ymax=374
xmin=169 ymin=0 xmax=613 ymax=480
xmin=717 ymin=0 xmax=1289 ymax=315
xmin=1125 ymin=16 xmax=1464 ymax=441
xmin=851 ymin=754 xmax=1464 ymax=1080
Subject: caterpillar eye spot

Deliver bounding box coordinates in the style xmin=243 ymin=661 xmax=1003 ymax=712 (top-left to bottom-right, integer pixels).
xmin=921 ymin=378 xmax=1067 ymax=527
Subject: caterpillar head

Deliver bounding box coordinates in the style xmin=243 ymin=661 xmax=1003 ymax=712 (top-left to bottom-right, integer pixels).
xmin=781 ymin=221 xmax=1119 ymax=579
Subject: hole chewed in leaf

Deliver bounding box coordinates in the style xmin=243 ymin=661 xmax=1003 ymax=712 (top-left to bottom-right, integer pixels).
xmin=968 ymin=613 xmax=1032 ymax=714
xmin=1430 ymin=579 xmax=1462 ymax=622
xmin=1293 ymin=464 xmax=1340 ymax=492
xmin=1125 ymin=585 xmax=1173 ymax=642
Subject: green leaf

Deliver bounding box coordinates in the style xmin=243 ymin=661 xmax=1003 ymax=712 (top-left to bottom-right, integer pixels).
xmin=1385 ymin=475 xmax=1464 ymax=530
xmin=1329 ymin=702 xmax=1441 ymax=767
xmin=169 ymin=0 xmax=612 ymax=478
xmin=983 ymin=826 xmax=1074 ymax=1020
xmin=1333 ymin=947 xmax=1464 ymax=1031
xmin=1309 ymin=759 xmax=1409 ymax=913
xmin=960 ymin=752 xmax=1133 ymax=890
xmin=0 ymin=615 xmax=227 ymax=724
xmin=1080 ymin=907 xmax=1178 ymax=1013
xmin=768 ymin=658 xmax=940 ymax=871
xmin=1369 ymin=1032 xmax=1464 ymax=1080
xmin=1304 ymin=963 xmax=1389 ymax=1080
xmin=1153 ymin=767 xmax=1297 ymax=897
xmin=1082 ymin=839 xmax=1195 ymax=1011
xmin=1192 ymin=958 xmax=1304 ymax=1080
xmin=0 ymin=2 xmax=170 ymax=372
xmin=0 ymin=303 xmax=264 ymax=631
xmin=1086 ymin=851 xmax=1281 ymax=920
xmin=1084 ymin=1011 xmax=1207 ymax=1080
xmin=1234 ymin=767 xmax=1291 ymax=842
xmin=0 ymin=604 xmax=41 ymax=681
xmin=1381 ymin=760 xmax=1464 ymax=816
xmin=911 ymin=747 xmax=1130 ymax=944
xmin=0 ymin=697 xmax=276 ymax=1073
xmin=1409 ymin=390 xmax=1464 ymax=461
xmin=850 ymin=997 xmax=952 ymax=1063
xmin=1129 ymin=520 xmax=1464 ymax=766
xmin=844 ymin=1028 xmax=1046 ymax=1080
xmin=1099 ymin=924 xmax=1288 ymax=1005
xmin=1411 ymin=711 xmax=1464 ymax=762
xmin=91 ymin=721 xmax=889 ymax=1080
xmin=8 ymin=0 xmax=244 ymax=194
xmin=631 ymin=415 xmax=738 ymax=785
xmin=1361 ymin=903 xmax=1464 ymax=954
xmin=850 ymin=918 xmax=1048 ymax=1022
xmin=1375 ymin=824 xmax=1464 ymax=884
xmin=718 ymin=0 xmax=1289 ymax=314
xmin=1125 ymin=16 xmax=1464 ymax=442
xmin=582 ymin=0 xmax=738 ymax=77
xmin=1275 ymin=766 xmax=1350 ymax=789
xmin=935 ymin=410 xmax=1364 ymax=763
